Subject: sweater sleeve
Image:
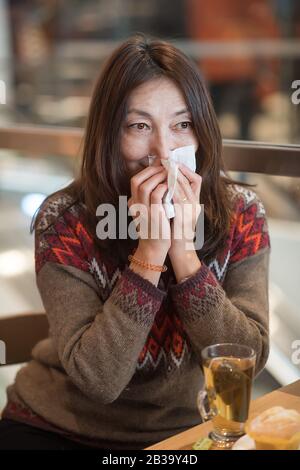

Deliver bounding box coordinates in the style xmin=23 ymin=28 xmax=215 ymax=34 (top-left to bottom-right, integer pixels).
xmin=34 ymin=213 xmax=166 ymax=404
xmin=170 ymin=191 xmax=270 ymax=375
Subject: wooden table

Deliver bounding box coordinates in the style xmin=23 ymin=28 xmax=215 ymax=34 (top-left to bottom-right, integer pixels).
xmin=145 ymin=380 xmax=300 ymax=450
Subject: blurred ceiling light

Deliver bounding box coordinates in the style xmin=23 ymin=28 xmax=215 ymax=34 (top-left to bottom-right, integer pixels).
xmin=21 ymin=193 xmax=46 ymax=218
xmin=0 ymin=250 xmax=32 ymax=278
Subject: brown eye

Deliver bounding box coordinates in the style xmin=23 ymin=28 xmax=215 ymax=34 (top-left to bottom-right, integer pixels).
xmin=180 ymin=121 xmax=192 ymax=129
xmin=129 ymin=123 xmax=150 ymax=130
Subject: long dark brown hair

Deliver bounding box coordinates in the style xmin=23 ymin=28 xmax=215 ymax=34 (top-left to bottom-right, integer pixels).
xmin=33 ymin=33 xmax=251 ymax=266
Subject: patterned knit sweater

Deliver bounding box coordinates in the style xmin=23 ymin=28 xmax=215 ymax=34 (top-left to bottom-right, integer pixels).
xmin=2 ymin=185 xmax=270 ymax=450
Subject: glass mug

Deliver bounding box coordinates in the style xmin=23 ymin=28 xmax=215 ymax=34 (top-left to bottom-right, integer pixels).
xmin=197 ymin=343 xmax=256 ymax=448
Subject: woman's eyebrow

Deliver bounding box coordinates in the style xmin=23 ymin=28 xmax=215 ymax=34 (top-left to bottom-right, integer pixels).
xmin=127 ymin=108 xmax=190 ymax=118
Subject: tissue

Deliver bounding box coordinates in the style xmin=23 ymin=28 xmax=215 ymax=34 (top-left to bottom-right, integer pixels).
xmin=148 ymin=144 xmax=196 ymax=218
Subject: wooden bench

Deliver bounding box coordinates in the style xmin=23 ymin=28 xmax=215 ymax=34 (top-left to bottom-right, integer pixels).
xmin=0 ymin=312 xmax=48 ymax=365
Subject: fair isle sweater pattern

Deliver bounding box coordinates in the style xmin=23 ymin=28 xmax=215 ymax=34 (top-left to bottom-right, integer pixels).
xmin=34 ymin=185 xmax=270 ymax=374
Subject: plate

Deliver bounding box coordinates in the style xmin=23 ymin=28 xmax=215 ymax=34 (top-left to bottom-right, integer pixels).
xmin=231 ymin=434 xmax=256 ymax=450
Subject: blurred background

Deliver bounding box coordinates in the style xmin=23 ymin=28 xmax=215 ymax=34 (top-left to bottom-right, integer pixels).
xmin=0 ymin=0 xmax=300 ymax=409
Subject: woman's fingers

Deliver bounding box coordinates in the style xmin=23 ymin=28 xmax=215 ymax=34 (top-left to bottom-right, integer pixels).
xmin=178 ymin=163 xmax=202 ymax=184
xmin=137 ymin=168 xmax=167 ymax=206
xmin=130 ymin=165 xmax=165 ymax=202
xmin=150 ymin=182 xmax=168 ymax=204
xmin=150 ymin=183 xmax=169 ymax=238
xmin=130 ymin=162 xmax=202 ymax=209
xmin=175 ymin=170 xmax=195 ymax=201
xmin=178 ymin=163 xmax=202 ymax=200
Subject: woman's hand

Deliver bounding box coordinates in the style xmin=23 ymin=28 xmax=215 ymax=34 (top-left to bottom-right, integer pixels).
xmin=169 ymin=163 xmax=202 ymax=255
xmin=128 ymin=165 xmax=171 ymax=260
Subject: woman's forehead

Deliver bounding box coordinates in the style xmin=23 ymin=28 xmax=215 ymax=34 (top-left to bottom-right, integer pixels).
xmin=127 ymin=78 xmax=188 ymax=113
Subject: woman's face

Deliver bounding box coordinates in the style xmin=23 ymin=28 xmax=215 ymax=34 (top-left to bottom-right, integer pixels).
xmin=120 ymin=77 xmax=199 ymax=176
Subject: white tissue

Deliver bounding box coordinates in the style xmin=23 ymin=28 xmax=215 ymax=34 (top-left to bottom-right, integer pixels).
xmin=148 ymin=144 xmax=196 ymax=218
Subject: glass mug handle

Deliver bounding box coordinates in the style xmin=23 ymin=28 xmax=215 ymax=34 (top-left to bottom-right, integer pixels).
xmin=197 ymin=388 xmax=218 ymax=421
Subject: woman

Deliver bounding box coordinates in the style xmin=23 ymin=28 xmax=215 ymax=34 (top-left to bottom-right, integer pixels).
xmin=0 ymin=34 xmax=270 ymax=450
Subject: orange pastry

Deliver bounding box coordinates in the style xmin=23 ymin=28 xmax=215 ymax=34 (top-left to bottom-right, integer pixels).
xmin=245 ymin=406 xmax=300 ymax=450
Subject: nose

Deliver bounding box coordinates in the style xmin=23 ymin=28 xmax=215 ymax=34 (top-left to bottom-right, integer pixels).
xmin=149 ymin=131 xmax=174 ymax=166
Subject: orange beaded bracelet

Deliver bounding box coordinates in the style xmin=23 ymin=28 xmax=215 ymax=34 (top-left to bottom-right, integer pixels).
xmin=128 ymin=252 xmax=167 ymax=272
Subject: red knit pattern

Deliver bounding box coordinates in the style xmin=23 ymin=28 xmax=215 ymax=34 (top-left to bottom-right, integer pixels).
xmin=230 ymin=201 xmax=270 ymax=264
xmin=137 ymin=305 xmax=190 ymax=369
